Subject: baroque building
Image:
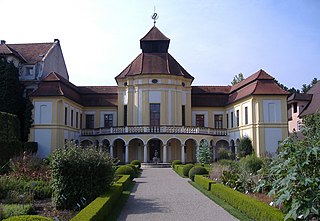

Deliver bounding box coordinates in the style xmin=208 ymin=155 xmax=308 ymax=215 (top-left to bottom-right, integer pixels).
xmin=29 ymin=26 xmax=289 ymax=162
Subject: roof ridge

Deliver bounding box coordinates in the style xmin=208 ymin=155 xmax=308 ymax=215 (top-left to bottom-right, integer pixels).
xmin=7 ymin=42 xmax=55 ymax=46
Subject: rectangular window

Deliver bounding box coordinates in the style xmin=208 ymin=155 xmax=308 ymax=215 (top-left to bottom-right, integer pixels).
xmin=71 ymin=110 xmax=74 ymax=127
xmin=226 ymin=113 xmax=229 ymax=129
xmin=236 ymin=110 xmax=240 ymax=127
xmin=268 ymin=103 xmax=276 ymax=122
xmin=64 ymin=107 xmax=68 ymax=125
xmin=150 ymin=103 xmax=160 ymax=126
xmin=124 ymin=105 xmax=127 ymax=126
xmin=293 ymin=103 xmax=297 ymax=113
xmin=245 ymin=107 xmax=248 ymax=125
xmin=85 ymin=114 xmax=94 ymax=129
xmin=214 ymin=114 xmax=223 ymax=128
xmin=80 ymin=113 xmax=82 ymax=129
xmin=76 ymin=112 xmax=79 ymax=128
xmin=231 ymin=111 xmax=234 ymax=128
xmin=182 ymin=105 xmax=185 ymax=126
xmin=25 ymin=67 xmax=33 ymax=76
xmin=196 ymin=114 xmax=205 ymax=127
xmin=104 ymin=114 xmax=113 ymax=128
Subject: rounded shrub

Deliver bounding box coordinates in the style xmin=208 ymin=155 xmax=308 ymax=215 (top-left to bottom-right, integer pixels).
xmin=126 ymin=164 xmax=138 ymax=177
xmin=240 ymin=154 xmax=263 ymax=174
xmin=172 ymin=160 xmax=182 ymax=168
xmin=115 ymin=165 xmax=135 ymax=179
xmin=188 ymin=166 xmax=208 ymax=181
xmin=130 ymin=160 xmax=141 ymax=169
xmin=3 ymin=215 xmax=53 ymax=221
xmin=182 ymin=164 xmax=194 ymax=177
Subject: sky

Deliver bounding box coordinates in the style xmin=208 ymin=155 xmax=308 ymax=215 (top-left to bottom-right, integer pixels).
xmin=1 ymin=0 xmax=319 ymax=89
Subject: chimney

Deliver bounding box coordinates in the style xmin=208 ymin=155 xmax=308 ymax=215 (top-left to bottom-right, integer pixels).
xmin=54 ymin=39 xmax=60 ymax=43
xmin=1 ymin=40 xmax=6 ymax=44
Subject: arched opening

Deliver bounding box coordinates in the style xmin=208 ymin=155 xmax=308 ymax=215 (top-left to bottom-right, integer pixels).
xmin=166 ymin=138 xmax=182 ymax=163
xmin=230 ymin=139 xmax=235 ymax=155
xmin=80 ymin=140 xmax=93 ymax=148
xmin=147 ymin=138 xmax=163 ymax=162
xmin=113 ymin=139 xmax=125 ymax=163
xmin=236 ymin=138 xmax=240 ymax=155
xmin=216 ymin=140 xmax=229 ymax=160
xmin=128 ymin=138 xmax=144 ymax=162
xmin=102 ymin=139 xmax=110 ymax=152
xmin=95 ymin=140 xmax=99 ymax=150
xmin=185 ymin=138 xmax=197 ymax=163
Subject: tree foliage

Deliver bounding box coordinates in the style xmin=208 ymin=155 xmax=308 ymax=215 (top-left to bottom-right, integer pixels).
xmin=0 ymin=57 xmax=33 ymax=142
xmin=268 ymin=113 xmax=320 ymax=220
xmin=196 ymin=140 xmax=212 ymax=164
xmin=231 ymin=73 xmax=244 ymax=85
xmin=301 ymin=77 xmax=318 ymax=93
xmin=238 ymin=137 xmax=253 ymax=158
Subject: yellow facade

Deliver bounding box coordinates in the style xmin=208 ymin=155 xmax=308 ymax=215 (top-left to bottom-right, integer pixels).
xmin=30 ymin=26 xmax=288 ymax=162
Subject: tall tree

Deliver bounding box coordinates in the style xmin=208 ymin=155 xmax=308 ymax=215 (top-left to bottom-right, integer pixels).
xmin=0 ymin=57 xmax=33 ymax=142
xmin=231 ymin=73 xmax=244 ymax=85
xmin=196 ymin=140 xmax=212 ymax=164
xmin=302 ymin=77 xmax=318 ymax=93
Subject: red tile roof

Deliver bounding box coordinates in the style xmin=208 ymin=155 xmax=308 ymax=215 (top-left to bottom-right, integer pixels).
xmin=31 ymin=72 xmax=118 ymax=107
xmin=1 ymin=42 xmax=55 ymax=64
xmin=116 ymin=53 xmax=194 ymax=80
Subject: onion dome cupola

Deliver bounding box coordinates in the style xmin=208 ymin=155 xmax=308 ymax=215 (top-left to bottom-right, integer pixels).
xmin=115 ymin=26 xmax=194 ymax=83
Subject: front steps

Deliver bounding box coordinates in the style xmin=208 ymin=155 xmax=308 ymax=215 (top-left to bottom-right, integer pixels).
xmin=141 ymin=163 xmax=172 ymax=168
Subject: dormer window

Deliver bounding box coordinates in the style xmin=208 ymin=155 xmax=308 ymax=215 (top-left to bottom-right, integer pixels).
xmin=25 ymin=66 xmax=34 ymax=76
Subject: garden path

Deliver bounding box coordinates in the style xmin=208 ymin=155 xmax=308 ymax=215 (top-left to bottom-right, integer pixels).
xmin=117 ymin=168 xmax=238 ymax=221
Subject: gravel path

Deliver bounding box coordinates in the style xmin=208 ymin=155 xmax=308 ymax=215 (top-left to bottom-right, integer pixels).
xmin=117 ymin=168 xmax=238 ymax=221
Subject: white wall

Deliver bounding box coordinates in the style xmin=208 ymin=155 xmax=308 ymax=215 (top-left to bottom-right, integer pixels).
xmin=264 ymin=128 xmax=282 ymax=153
xmin=34 ymin=102 xmax=52 ymax=124
xmin=263 ymin=100 xmax=282 ymax=123
xmin=35 ymin=129 xmax=51 ymax=157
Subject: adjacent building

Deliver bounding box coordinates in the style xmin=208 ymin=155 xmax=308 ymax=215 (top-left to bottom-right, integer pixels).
xmin=0 ymin=39 xmax=68 ymax=96
xmin=29 ymin=26 xmax=289 ymax=162
xmin=288 ymin=81 xmax=320 ymax=135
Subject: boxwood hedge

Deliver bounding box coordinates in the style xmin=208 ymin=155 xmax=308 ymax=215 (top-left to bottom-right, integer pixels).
xmin=211 ymin=183 xmax=287 ymax=221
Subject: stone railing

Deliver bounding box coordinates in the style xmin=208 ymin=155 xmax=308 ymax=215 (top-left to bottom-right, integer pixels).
xmin=80 ymin=125 xmax=227 ymax=136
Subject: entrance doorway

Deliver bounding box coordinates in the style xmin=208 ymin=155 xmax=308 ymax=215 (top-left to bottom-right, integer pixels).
xmin=149 ymin=139 xmax=161 ymax=161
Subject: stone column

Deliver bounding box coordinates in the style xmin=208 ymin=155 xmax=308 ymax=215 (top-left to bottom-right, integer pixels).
xmin=125 ymin=144 xmax=129 ymax=163
xmin=181 ymin=145 xmax=185 ymax=164
xmin=163 ymin=144 xmax=167 ymax=163
xmin=143 ymin=144 xmax=148 ymax=163
xmin=109 ymin=145 xmax=114 ymax=158
xmin=196 ymin=145 xmax=199 ymax=162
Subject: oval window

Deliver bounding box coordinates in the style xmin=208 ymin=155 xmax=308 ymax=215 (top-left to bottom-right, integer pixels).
xmin=182 ymin=82 xmax=185 ymax=87
xmin=152 ymin=79 xmax=158 ymax=84
xmin=123 ymin=82 xmax=127 ymax=86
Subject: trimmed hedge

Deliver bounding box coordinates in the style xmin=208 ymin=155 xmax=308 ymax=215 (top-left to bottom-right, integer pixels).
xmin=2 ymin=204 xmax=34 ymax=219
xmin=3 ymin=215 xmax=53 ymax=221
xmin=71 ymin=174 xmax=131 ymax=221
xmin=210 ymin=183 xmax=287 ymax=221
xmin=115 ymin=165 xmax=135 ymax=180
xmin=182 ymin=164 xmax=194 ymax=177
xmin=116 ymin=175 xmax=131 ymax=190
xmin=71 ymin=184 xmax=123 ymax=221
xmin=126 ymin=164 xmax=138 ymax=177
xmin=194 ymin=175 xmax=215 ymax=191
xmin=130 ymin=160 xmax=141 ymax=169
xmin=188 ymin=166 xmax=208 ymax=181
xmin=172 ymin=160 xmax=182 ymax=168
